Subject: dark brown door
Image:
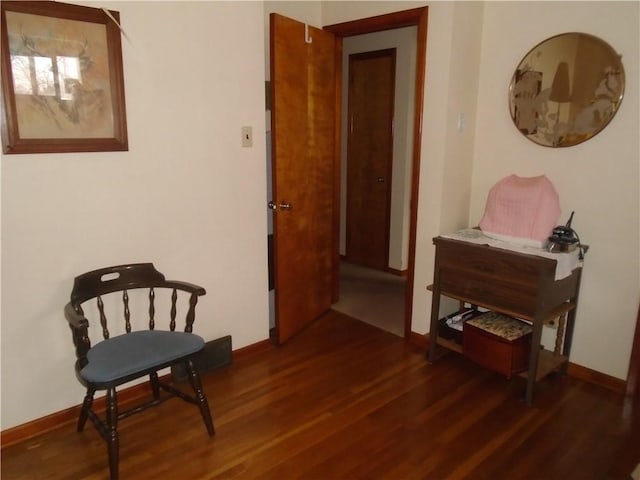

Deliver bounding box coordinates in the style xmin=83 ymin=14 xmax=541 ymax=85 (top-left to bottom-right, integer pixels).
xmin=345 ymin=49 xmax=396 ymax=271
xmin=270 ymin=14 xmax=336 ymax=344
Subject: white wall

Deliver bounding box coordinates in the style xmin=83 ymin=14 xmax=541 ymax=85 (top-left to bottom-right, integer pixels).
xmin=322 ymin=0 xmax=425 ymax=25
xmin=470 ymin=1 xmax=639 ymax=379
xmin=1 ymin=1 xmax=269 ymax=430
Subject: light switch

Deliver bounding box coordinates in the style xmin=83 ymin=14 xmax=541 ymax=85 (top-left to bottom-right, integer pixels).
xmin=241 ymin=126 xmax=253 ymax=147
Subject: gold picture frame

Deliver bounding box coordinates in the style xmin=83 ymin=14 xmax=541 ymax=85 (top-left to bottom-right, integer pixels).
xmin=1 ymin=1 xmax=128 ymax=154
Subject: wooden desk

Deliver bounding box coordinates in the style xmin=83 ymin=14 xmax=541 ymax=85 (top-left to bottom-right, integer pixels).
xmin=427 ymin=236 xmax=583 ymax=405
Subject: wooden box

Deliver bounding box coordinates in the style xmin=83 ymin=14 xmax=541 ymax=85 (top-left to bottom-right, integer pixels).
xmin=463 ymin=312 xmax=532 ymax=378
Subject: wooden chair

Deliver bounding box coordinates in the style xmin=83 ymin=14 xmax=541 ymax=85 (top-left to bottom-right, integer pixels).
xmin=64 ymin=263 xmax=215 ymax=480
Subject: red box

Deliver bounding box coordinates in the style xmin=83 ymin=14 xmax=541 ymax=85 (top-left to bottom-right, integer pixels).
xmin=463 ymin=312 xmax=532 ymax=378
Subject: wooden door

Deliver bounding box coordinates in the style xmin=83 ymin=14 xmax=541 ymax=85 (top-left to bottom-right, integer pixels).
xmin=345 ymin=49 xmax=395 ymax=270
xmin=270 ymin=14 xmax=336 ymax=344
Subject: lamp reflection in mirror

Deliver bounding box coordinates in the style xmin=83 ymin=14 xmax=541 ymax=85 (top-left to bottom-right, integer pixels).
xmin=549 ymin=61 xmax=570 ymax=146
xmin=509 ymin=32 xmax=625 ymax=148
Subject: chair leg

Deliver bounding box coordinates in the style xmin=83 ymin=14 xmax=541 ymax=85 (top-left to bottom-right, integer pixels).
xmin=78 ymin=388 xmax=95 ymax=432
xmin=106 ymin=388 xmax=119 ymax=480
xmin=149 ymin=371 xmax=160 ymax=400
xmin=185 ymin=359 xmax=215 ymax=436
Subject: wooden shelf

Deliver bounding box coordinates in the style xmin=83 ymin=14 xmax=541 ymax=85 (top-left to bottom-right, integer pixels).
xmin=430 ymin=290 xmax=575 ymax=324
xmin=436 ymin=336 xmax=462 ymax=354
xmin=519 ymin=349 xmax=568 ymax=382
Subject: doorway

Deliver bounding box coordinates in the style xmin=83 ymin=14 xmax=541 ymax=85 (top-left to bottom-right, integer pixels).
xmin=326 ymin=8 xmax=427 ymax=339
xmin=344 ymin=48 xmax=396 ymax=271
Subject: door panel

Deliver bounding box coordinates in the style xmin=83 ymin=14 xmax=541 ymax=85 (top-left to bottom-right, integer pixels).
xmin=345 ymin=49 xmax=395 ymax=270
xmin=270 ymin=14 xmax=336 ymax=344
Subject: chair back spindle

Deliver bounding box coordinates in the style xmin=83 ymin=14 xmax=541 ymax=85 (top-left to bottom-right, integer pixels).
xmin=170 ymin=289 xmax=178 ymax=331
xmin=185 ymin=293 xmax=198 ymax=333
xmin=149 ymin=288 xmax=156 ymax=330
xmin=123 ymin=290 xmax=131 ymax=333
xmin=97 ymin=296 xmax=110 ymax=339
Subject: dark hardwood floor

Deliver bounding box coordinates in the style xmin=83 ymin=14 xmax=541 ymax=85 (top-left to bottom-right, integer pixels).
xmin=2 ymin=311 xmax=638 ymax=479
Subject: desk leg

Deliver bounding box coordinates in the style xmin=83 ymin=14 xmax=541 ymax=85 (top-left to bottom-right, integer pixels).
xmin=561 ymin=308 xmax=577 ymax=375
xmin=428 ymin=290 xmax=441 ymax=363
xmin=554 ymin=313 xmax=567 ymax=355
xmin=525 ymin=319 xmax=544 ymax=406
xmin=562 ymin=269 xmax=582 ymax=374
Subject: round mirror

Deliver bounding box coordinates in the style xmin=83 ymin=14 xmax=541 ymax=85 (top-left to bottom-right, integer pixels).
xmin=509 ymin=32 xmax=625 ymax=147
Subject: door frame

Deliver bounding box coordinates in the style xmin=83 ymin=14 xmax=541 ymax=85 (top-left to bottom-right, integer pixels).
xmin=626 ymin=303 xmax=640 ymax=404
xmin=325 ymin=7 xmax=428 ymax=339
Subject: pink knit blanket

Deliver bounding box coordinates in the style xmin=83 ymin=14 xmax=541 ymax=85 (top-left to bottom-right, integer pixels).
xmin=479 ymin=174 xmax=561 ymax=245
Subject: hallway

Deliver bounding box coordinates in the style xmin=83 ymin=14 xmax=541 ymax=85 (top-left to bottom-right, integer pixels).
xmin=332 ymin=261 xmax=406 ymax=337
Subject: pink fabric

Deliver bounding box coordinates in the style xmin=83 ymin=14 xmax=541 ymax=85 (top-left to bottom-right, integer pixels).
xmin=479 ymin=175 xmax=561 ymax=244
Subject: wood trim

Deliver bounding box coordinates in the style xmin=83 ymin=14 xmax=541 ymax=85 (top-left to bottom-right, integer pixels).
xmin=402 ymin=7 xmax=427 ymax=340
xmin=1 ymin=374 xmax=163 ymax=449
xmin=386 ymin=267 xmax=408 ymax=277
xmin=1 ymin=339 xmax=275 ymax=450
xmin=324 ymin=7 xmax=428 ymax=37
xmin=567 ymin=363 xmax=626 ymax=395
xmin=332 ymin=36 xmax=343 ymax=304
xmin=409 ymin=330 xmax=429 ymax=349
xmin=625 ymin=303 xmax=640 ymax=400
xmin=233 ymin=338 xmax=275 ymax=361
xmin=1 ymin=407 xmax=76 ymax=449
xmin=324 ymin=7 xmax=428 ymax=341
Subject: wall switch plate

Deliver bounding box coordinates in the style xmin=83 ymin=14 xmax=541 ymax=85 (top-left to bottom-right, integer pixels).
xmin=241 ymin=126 xmax=253 ymax=147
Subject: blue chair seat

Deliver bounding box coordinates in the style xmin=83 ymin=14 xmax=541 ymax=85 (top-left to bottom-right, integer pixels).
xmin=81 ymin=331 xmax=205 ymax=384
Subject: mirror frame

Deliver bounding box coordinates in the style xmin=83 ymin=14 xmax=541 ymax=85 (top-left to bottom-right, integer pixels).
xmin=508 ymin=32 xmax=625 ymax=148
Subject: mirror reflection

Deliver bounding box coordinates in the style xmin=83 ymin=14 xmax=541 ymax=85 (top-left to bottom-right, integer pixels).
xmin=509 ymin=32 xmax=625 ymax=147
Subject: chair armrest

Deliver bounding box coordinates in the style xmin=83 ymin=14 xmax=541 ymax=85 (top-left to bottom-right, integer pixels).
xmin=64 ymin=302 xmax=91 ymax=368
xmin=65 ymin=302 xmax=88 ymax=328
xmin=164 ymin=280 xmax=206 ymax=296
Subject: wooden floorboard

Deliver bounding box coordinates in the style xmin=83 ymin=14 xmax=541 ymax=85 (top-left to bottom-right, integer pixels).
xmin=2 ymin=310 xmax=638 ymax=479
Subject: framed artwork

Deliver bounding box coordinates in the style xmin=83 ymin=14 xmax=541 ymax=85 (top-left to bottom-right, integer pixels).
xmin=1 ymin=1 xmax=128 ymax=154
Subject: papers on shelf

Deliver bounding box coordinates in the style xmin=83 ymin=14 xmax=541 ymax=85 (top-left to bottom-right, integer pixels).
xmin=440 ymin=228 xmax=581 ymax=280
xmin=444 ymin=308 xmax=477 ymax=331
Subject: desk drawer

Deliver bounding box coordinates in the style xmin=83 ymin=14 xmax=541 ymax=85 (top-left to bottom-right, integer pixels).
xmin=436 ymin=241 xmax=554 ymax=286
xmin=440 ymin=270 xmax=537 ymax=315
